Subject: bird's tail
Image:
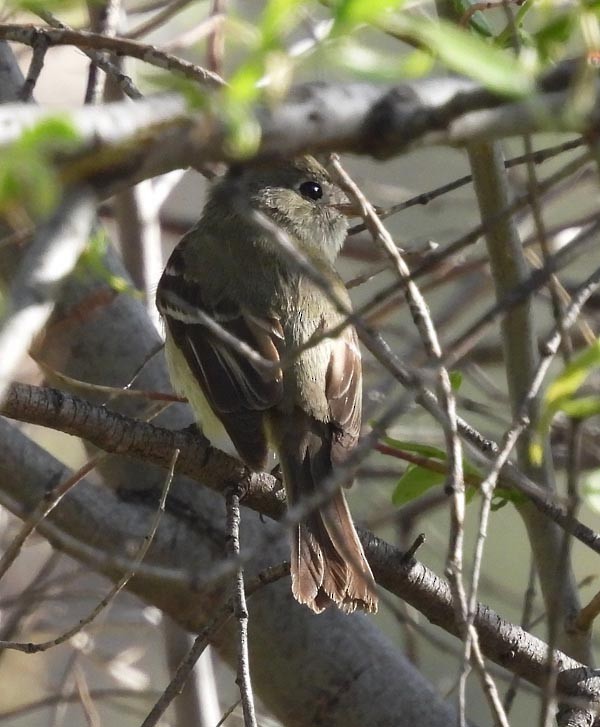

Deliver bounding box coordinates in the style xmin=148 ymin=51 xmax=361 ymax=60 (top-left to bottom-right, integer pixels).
xmin=279 ymin=426 xmax=378 ymax=614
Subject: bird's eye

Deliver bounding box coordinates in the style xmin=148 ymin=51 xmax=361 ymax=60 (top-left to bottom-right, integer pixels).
xmin=299 ymin=181 xmax=323 ymax=201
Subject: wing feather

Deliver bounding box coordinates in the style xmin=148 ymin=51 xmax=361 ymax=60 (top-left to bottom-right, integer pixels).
xmin=326 ymin=326 xmax=362 ymax=464
xmin=157 ymin=247 xmax=284 ymax=469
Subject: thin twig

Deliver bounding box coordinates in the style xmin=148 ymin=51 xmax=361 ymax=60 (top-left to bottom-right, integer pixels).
xmin=19 ymin=33 xmax=49 ymax=101
xmin=126 ymin=0 xmax=199 ymax=39
xmin=409 ymin=151 xmax=591 ymax=283
xmin=575 ymin=590 xmax=600 ymax=632
xmin=214 ymin=698 xmax=242 ymax=727
xmin=38 ymin=360 xmax=186 ymax=402
xmin=0 ymin=455 xmax=103 ymax=584
xmin=540 ymin=422 xmax=583 ymax=727
xmin=503 ymin=558 xmax=537 ymax=713
xmin=329 ymin=155 xmax=506 ymax=726
xmin=206 ymin=0 xmax=226 ymax=74
xmin=36 ymin=10 xmax=143 ymax=99
xmin=0 ymin=449 xmax=179 ymax=654
xmin=84 ymin=0 xmax=121 ymax=105
xmin=140 ymin=562 xmax=288 ymax=727
xmin=226 ymin=486 xmax=257 ymax=727
xmin=0 ymin=688 xmax=161 ymax=721
xmin=1 ymin=24 xmax=225 ymax=88
xmin=349 ymin=137 xmax=584 ymax=235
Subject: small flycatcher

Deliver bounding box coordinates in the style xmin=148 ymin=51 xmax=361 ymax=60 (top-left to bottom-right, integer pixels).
xmin=156 ymin=156 xmax=377 ymax=614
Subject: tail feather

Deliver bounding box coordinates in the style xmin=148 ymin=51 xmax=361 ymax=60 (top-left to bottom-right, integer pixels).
xmin=283 ymin=425 xmax=378 ymax=615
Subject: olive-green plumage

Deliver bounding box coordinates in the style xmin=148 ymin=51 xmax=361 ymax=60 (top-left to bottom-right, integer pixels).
xmin=157 ymin=156 xmax=377 ymax=614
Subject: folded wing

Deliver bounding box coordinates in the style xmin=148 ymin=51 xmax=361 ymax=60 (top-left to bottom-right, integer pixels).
xmin=157 ymin=248 xmax=284 ymax=470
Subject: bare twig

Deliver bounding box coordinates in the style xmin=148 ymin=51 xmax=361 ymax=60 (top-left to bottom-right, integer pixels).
xmin=349 ymin=137 xmax=584 ymax=234
xmin=503 ymin=558 xmax=537 ymax=713
xmin=1 ymin=24 xmax=225 ymax=88
xmin=0 ymin=455 xmax=103 ymax=584
xmin=36 ymin=11 xmax=143 ymax=100
xmin=330 ymin=155 xmax=511 ymax=727
xmin=0 ymin=688 xmax=161 ymax=721
xmin=206 ymin=0 xmax=226 ymax=74
xmin=126 ymin=0 xmax=199 ymax=39
xmin=19 ymin=33 xmax=49 ymax=101
xmin=38 ymin=360 xmax=185 ymax=402
xmin=85 ymin=0 xmax=122 ymax=104
xmin=140 ymin=562 xmax=288 ymax=727
xmin=468 ymin=137 xmax=588 ymax=669
xmin=0 ymin=449 xmax=179 ymax=653
xmin=214 ymin=698 xmax=242 ymax=727
xmin=226 ymin=486 xmax=257 ymax=727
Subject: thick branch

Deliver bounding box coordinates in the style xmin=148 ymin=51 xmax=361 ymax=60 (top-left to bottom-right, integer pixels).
xmin=4 ymin=380 xmax=599 ymax=556
xmin=0 ymin=61 xmax=596 ymax=198
xmin=1 ymin=382 xmax=284 ymax=518
xmin=2 ymin=382 xmax=600 ymax=709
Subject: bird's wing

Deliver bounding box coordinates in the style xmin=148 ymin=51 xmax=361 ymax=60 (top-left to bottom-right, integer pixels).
xmin=325 ymin=325 xmax=362 ymax=464
xmin=157 ymin=247 xmax=284 ymax=470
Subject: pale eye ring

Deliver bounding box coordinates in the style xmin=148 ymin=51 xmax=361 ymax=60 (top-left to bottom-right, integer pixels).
xmin=299 ymin=181 xmax=323 ymax=201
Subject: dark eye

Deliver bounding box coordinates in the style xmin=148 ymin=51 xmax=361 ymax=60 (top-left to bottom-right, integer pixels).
xmin=299 ymin=181 xmax=323 ymax=201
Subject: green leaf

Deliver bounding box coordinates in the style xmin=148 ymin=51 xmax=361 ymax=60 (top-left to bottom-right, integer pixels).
xmin=532 ymin=339 xmax=600 ymax=464
xmin=533 ymin=13 xmax=574 ymax=61
xmin=333 ymin=0 xmax=406 ymax=29
xmin=491 ymin=487 xmax=527 ymax=510
xmin=449 ymin=370 xmax=463 ymax=391
xmin=260 ymin=0 xmax=303 ymax=49
xmin=5 ymin=0 xmax=78 ymax=12
xmin=546 ymin=339 xmax=600 ymax=405
xmin=20 ymin=117 xmax=80 ymax=149
xmin=227 ymin=59 xmax=265 ymax=105
xmin=78 ymin=230 xmax=142 ymax=299
xmin=392 ymin=465 xmax=445 ymax=506
xmin=382 ymin=436 xmax=448 ymax=460
xmin=0 ymin=116 xmax=79 ymax=220
xmin=449 ymin=0 xmax=493 ymax=37
xmin=556 ymin=395 xmax=600 ymax=420
xmin=389 ymin=16 xmax=534 ymax=96
xmin=382 ymin=436 xmax=482 ymax=477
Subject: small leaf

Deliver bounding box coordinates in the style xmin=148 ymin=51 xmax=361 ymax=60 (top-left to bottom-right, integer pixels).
xmin=260 ymin=0 xmax=303 ymax=49
xmin=546 ymin=339 xmax=600 ymax=406
xmin=558 ymin=395 xmax=600 ymax=420
xmin=492 ymin=487 xmax=527 ymax=509
xmin=449 ymin=370 xmax=463 ymax=391
xmin=392 ymin=465 xmax=445 ymax=506
xmin=0 ymin=115 xmax=79 ymax=220
xmin=449 ymin=0 xmax=493 ymax=37
xmin=382 ymin=436 xmax=448 ymax=461
xmin=533 ymin=13 xmax=574 ymax=61
xmin=529 ymin=440 xmax=544 ymax=467
xmin=332 ymin=0 xmax=406 ymax=29
xmin=533 ymin=338 xmax=600 ymax=462
xmin=381 ymin=436 xmax=482 ymax=477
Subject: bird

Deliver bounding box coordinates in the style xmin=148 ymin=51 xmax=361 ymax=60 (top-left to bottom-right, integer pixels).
xmin=156 ymin=155 xmax=378 ymax=614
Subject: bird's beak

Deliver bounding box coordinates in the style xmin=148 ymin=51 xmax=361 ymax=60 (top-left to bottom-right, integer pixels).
xmin=330 ymin=202 xmax=384 ymax=218
xmin=330 ymin=201 xmax=363 ymax=218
